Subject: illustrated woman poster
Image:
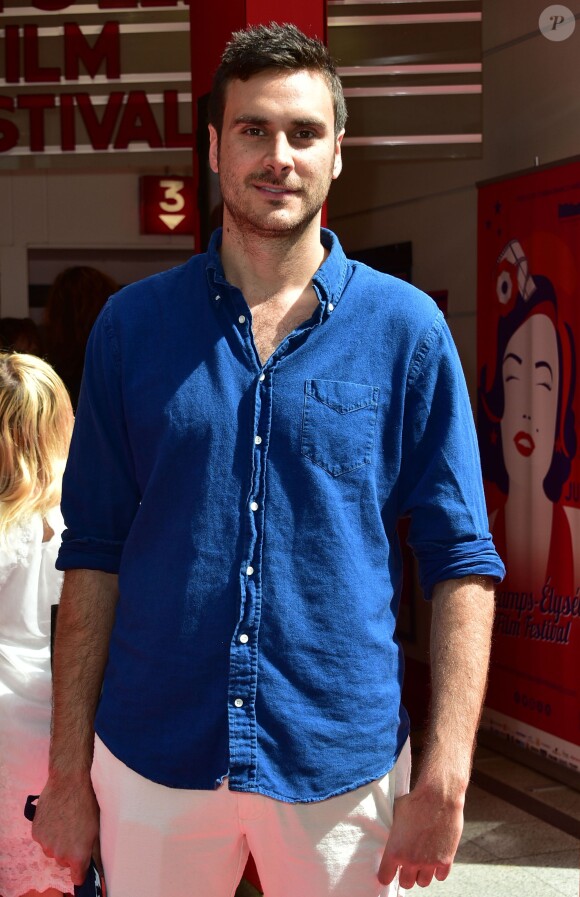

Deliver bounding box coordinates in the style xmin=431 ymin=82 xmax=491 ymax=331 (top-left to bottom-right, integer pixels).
xmin=478 ymin=160 xmax=580 ymax=772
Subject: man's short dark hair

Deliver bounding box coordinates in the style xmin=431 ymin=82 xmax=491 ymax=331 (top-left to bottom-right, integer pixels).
xmin=208 ymin=22 xmax=347 ymax=139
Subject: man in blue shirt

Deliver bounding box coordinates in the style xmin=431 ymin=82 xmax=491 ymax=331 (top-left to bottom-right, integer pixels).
xmin=33 ymin=22 xmax=504 ymax=897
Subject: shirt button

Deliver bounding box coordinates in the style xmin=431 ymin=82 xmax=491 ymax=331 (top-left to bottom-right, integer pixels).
xmin=250 ymin=501 xmax=259 ymax=511
xmin=259 ymin=373 xmax=266 ymax=382
xmin=214 ymin=294 xmax=220 ymax=301
xmin=239 ymin=634 xmax=249 ymax=644
xmin=234 ymin=698 xmax=244 ymax=708
xmin=254 ymin=435 xmax=262 ymax=445
xmin=238 ymin=315 xmax=246 ymax=324
xmin=246 ymin=566 xmax=254 ymax=576
xmin=328 ymin=302 xmax=335 ymax=312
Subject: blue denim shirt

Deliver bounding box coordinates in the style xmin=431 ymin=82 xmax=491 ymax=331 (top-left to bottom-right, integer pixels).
xmin=57 ymin=228 xmax=504 ymax=800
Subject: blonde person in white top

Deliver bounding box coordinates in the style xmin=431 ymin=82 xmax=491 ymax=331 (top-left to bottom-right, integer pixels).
xmin=0 ymin=353 xmax=73 ymax=897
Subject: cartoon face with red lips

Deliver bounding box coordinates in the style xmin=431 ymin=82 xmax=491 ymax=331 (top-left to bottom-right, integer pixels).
xmin=479 ymin=248 xmax=578 ymax=591
xmin=500 ymin=313 xmax=560 ymax=489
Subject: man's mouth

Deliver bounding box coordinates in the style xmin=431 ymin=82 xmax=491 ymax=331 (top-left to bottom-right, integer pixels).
xmin=514 ymin=431 xmax=535 ymax=457
xmin=254 ymin=183 xmax=297 ymax=196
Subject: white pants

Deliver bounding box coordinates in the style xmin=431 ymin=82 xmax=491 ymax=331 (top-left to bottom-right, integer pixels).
xmin=91 ymin=735 xmax=411 ymax=897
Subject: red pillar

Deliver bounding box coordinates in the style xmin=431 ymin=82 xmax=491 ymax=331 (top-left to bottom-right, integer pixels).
xmin=189 ymin=0 xmax=327 ymax=250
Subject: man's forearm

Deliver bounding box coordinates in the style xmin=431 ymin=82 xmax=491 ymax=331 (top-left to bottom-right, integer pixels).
xmin=49 ymin=568 xmax=119 ymax=779
xmin=418 ymin=574 xmax=495 ymax=799
xmin=33 ymin=568 xmax=118 ymax=882
xmin=378 ymin=574 xmax=495 ymax=889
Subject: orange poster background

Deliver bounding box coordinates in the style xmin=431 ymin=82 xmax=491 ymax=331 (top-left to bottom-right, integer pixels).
xmin=477 ymin=161 xmax=580 ymax=771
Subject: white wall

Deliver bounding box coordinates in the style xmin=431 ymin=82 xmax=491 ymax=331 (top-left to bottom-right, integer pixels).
xmin=0 ymin=169 xmax=194 ymax=317
xmin=329 ymin=0 xmax=580 ymax=398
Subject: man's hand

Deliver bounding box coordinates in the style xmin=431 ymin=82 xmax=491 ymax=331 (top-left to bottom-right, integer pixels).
xmin=32 ymin=773 xmax=101 ymax=886
xmin=378 ymin=785 xmax=464 ymax=889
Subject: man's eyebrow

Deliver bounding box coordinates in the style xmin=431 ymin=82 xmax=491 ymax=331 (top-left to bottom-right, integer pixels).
xmin=231 ymin=115 xmax=327 ymax=129
xmin=503 ymin=352 xmax=522 ymax=365
xmin=292 ymin=117 xmax=327 ymax=129
xmin=232 ymin=115 xmax=269 ymax=127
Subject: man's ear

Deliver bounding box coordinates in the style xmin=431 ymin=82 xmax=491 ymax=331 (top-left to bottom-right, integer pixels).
xmin=332 ymin=130 xmax=344 ymax=180
xmin=208 ymin=124 xmax=219 ymax=173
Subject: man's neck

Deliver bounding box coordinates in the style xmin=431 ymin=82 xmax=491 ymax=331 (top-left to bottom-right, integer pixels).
xmin=218 ymin=214 xmax=326 ymax=309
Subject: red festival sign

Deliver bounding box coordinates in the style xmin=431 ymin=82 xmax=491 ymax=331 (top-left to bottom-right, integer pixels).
xmin=0 ymin=5 xmax=192 ymax=155
xmin=478 ymin=161 xmax=580 ymax=771
xmin=0 ymin=2 xmax=184 ymax=12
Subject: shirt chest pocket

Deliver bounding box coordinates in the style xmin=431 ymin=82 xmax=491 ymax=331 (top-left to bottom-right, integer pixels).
xmin=301 ymin=379 xmax=379 ymax=477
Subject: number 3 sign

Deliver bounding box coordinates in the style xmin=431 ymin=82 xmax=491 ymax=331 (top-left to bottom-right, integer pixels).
xmin=140 ymin=175 xmax=194 ymax=235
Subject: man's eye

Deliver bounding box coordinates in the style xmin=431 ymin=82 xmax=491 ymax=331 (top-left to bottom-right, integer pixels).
xmin=244 ymin=128 xmax=263 ymax=137
xmin=296 ymin=130 xmax=315 ymax=139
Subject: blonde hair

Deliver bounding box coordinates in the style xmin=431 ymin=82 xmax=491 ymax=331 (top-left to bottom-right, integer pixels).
xmin=0 ymin=353 xmax=73 ymax=537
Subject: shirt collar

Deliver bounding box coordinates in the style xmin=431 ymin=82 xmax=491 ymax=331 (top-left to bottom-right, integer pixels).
xmin=205 ymin=227 xmax=349 ymax=314
xmin=313 ymin=228 xmax=349 ymax=313
xmin=205 ymin=228 xmax=227 ymax=294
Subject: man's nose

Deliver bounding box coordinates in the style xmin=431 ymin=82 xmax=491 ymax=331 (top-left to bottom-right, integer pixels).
xmin=264 ymin=133 xmax=294 ymax=174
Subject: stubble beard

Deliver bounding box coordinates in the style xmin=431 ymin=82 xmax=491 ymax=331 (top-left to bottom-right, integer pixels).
xmin=219 ymin=163 xmax=334 ymax=240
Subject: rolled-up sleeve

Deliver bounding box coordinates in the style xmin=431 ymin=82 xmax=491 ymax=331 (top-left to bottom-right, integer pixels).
xmin=399 ymin=312 xmax=505 ymax=598
xmin=56 ymin=298 xmax=141 ymax=573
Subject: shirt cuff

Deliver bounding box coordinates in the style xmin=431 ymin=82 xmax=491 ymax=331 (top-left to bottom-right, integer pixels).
xmin=56 ymin=534 xmax=124 ymax=573
xmin=417 ymin=538 xmax=506 ymax=600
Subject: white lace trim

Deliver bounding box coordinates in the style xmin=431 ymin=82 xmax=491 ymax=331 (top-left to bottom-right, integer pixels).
xmin=0 ymin=519 xmax=36 ymax=590
xmin=0 ymin=758 xmax=73 ymax=897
